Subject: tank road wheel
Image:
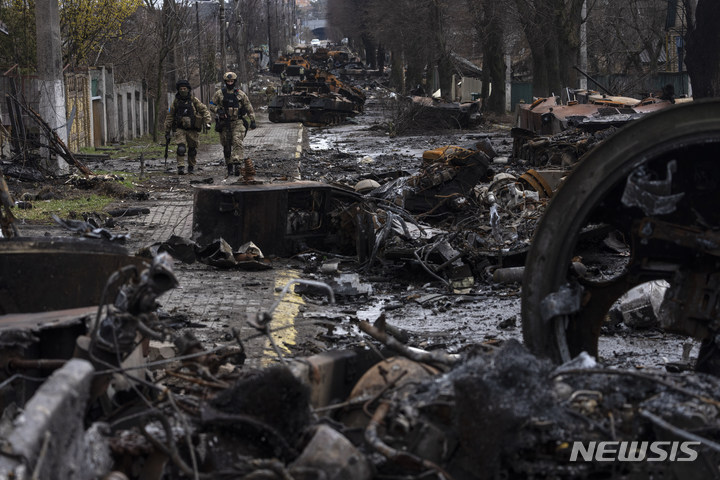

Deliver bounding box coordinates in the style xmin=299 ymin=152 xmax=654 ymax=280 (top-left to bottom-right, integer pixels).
xmin=521 ymin=99 xmax=720 ymax=367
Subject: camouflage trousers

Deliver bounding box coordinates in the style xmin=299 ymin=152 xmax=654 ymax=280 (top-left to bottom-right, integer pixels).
xmin=173 ymin=129 xmax=200 ymax=168
xmin=219 ymin=119 xmax=247 ymax=165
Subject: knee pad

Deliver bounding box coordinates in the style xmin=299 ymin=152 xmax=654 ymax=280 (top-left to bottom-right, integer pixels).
xmin=223 ymin=146 xmax=232 ymax=158
xmin=177 ymin=143 xmax=186 ymax=156
xmin=188 ymin=146 xmax=197 ymax=157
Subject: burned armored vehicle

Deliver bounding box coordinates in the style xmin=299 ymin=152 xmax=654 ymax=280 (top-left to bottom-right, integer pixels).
xmin=268 ymin=69 xmax=366 ymax=126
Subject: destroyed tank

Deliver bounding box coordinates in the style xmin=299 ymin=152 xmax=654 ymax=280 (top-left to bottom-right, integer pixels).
xmin=520 ymin=98 xmax=720 ymax=375
xmin=269 ymin=69 xmax=366 ymax=126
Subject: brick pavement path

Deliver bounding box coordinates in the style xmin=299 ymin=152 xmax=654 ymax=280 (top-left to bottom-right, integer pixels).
xmin=132 ymin=114 xmax=314 ymax=364
xmin=24 ymin=114 xmax=316 ymax=365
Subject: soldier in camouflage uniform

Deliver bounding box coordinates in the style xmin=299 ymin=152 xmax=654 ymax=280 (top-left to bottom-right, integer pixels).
xmin=209 ymin=72 xmax=258 ymax=179
xmin=164 ymin=79 xmax=212 ymax=175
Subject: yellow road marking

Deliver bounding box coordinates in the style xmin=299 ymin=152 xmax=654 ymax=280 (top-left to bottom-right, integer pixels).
xmin=263 ymin=269 xmax=304 ymax=365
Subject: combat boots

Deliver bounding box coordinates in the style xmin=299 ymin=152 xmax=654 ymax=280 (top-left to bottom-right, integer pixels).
xmin=234 ymin=164 xmax=241 ymax=176
xmin=187 ymin=164 xmax=194 ymax=174
xmin=177 ymin=166 xmax=185 ymax=175
xmin=226 ymin=164 xmax=233 ymax=177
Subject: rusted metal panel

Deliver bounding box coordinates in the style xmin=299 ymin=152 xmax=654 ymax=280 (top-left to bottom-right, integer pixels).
xmin=192 ymin=181 xmax=361 ymax=257
xmin=0 ymin=306 xmax=96 ymax=409
xmin=519 ymin=169 xmax=554 ymax=198
xmin=516 ymin=95 xmax=678 ymax=135
xmin=0 ymin=238 xmax=147 ymax=314
xmin=0 ymin=305 xmax=97 ymax=331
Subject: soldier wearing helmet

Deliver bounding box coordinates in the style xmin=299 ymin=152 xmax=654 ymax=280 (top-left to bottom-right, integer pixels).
xmin=164 ymin=79 xmax=212 ymax=175
xmin=209 ymin=71 xmax=258 ymax=180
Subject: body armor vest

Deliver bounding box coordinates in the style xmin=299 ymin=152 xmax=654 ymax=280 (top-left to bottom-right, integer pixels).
xmin=174 ymin=96 xmax=196 ymax=130
xmin=221 ymin=88 xmax=243 ymax=119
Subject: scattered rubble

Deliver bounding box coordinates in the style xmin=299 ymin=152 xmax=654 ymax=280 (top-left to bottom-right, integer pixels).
xmin=3 ymin=68 xmax=720 ymax=479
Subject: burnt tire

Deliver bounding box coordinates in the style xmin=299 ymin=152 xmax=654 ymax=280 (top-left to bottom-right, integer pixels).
xmin=521 ymin=99 xmax=720 ymax=364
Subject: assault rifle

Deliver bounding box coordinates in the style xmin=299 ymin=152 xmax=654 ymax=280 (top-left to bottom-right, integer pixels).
xmin=215 ymin=107 xmax=252 ymax=132
xmin=164 ymin=131 xmax=171 ymax=169
xmin=215 ymin=108 xmax=230 ymax=133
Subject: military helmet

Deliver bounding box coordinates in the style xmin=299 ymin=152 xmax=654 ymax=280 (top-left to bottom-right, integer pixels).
xmin=176 ymin=79 xmax=191 ymax=90
xmin=223 ymin=72 xmax=238 ymax=82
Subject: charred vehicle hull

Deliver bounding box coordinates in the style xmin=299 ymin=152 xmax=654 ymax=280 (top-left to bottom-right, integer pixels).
xmin=520 ymin=99 xmax=720 ymax=374
xmin=269 ymin=74 xmax=366 ymax=126
xmin=268 ymin=93 xmax=361 ymax=125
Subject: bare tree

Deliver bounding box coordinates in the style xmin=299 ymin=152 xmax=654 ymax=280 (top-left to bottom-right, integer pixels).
xmin=363 ymin=0 xmax=454 ymax=95
xmin=227 ymin=0 xmax=264 ymax=84
xmin=0 ymin=0 xmax=37 ymax=67
xmin=583 ymin=0 xmax=670 ymax=95
xmin=327 ymin=0 xmax=370 ymax=60
xmin=510 ymin=0 xmax=584 ymax=97
xmin=465 ymin=0 xmax=507 ymax=114
xmin=138 ymin=0 xmax=191 ymax=142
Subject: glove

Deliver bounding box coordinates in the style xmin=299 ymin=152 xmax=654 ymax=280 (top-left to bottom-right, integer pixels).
xmin=217 ymin=107 xmax=227 ymax=120
xmin=164 ymin=131 xmax=171 ymax=142
xmin=250 ymin=120 xmax=257 ymax=129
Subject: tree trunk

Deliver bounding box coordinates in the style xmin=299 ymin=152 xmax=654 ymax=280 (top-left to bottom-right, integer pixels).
xmin=389 ymin=49 xmax=406 ymax=94
xmin=361 ymin=33 xmax=376 ymax=69
xmin=482 ymin=0 xmax=506 ymax=113
xmin=685 ymin=0 xmax=720 ymax=98
xmin=377 ymin=43 xmax=385 ymax=72
xmin=232 ymin=0 xmax=249 ymax=84
xmin=515 ymin=0 xmax=583 ymax=98
xmin=154 ymin=53 xmax=166 ymax=143
xmin=530 ymin=42 xmax=548 ymax=97
xmin=557 ymin=0 xmax=583 ymax=92
xmin=544 ymin=34 xmax=562 ymax=96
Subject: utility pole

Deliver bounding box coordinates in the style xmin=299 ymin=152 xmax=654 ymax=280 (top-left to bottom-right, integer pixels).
xmin=291 ymin=0 xmax=296 ymax=45
xmin=274 ymin=0 xmax=279 ymax=56
xmin=233 ymin=0 xmax=248 ymax=84
xmin=280 ymin=0 xmax=287 ymax=52
xmin=219 ymin=0 xmax=227 ymax=78
xmin=195 ymin=2 xmax=204 ymax=102
xmin=283 ymin=0 xmax=290 ymax=51
xmin=579 ymin=0 xmax=588 ymax=90
xmin=35 ymin=0 xmax=68 ymax=174
xmin=266 ymin=0 xmax=273 ymax=63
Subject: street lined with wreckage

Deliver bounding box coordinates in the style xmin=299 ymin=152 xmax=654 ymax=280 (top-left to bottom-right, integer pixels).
xmin=2 ymin=79 xmax=720 ymax=479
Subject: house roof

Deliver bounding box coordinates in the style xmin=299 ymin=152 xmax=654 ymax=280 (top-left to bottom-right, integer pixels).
xmin=450 ymin=52 xmax=482 ymax=78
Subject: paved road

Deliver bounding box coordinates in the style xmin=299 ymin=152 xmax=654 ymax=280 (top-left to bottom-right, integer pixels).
xmin=24 ymin=114 xmax=320 ymax=366
xmin=140 ymin=114 xmax=317 ymax=366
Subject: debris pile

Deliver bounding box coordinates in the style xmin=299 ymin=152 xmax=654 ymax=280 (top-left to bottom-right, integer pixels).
xmin=3 ymin=62 xmax=719 ymax=480
xmin=4 ymin=296 xmax=720 ymax=480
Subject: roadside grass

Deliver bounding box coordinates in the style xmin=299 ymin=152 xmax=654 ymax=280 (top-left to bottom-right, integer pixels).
xmin=78 ymin=129 xmax=221 ymax=162
xmin=79 ymin=134 xmax=165 ymax=160
xmin=13 ymin=168 xmax=146 ymax=224
xmin=15 ymin=129 xmax=222 ymax=223
xmin=91 ymin=170 xmax=139 ymax=189
xmin=13 ymin=195 xmax=114 ymax=223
